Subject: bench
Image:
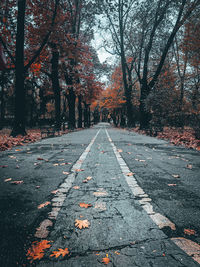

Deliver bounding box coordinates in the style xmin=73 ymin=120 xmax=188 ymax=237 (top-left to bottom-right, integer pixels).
xmin=40 ymin=126 xmax=61 ymax=138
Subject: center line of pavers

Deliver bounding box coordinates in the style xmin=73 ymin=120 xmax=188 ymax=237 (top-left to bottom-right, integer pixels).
xmin=105 ymin=129 xmax=200 ymax=265
xmin=35 ymin=129 xmax=101 ymax=239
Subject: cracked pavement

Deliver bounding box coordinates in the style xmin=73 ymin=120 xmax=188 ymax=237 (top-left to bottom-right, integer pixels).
xmin=0 ymin=123 xmax=200 ymax=266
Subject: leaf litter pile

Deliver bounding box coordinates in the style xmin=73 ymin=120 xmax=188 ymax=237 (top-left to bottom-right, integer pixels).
xmin=133 ymin=127 xmax=200 ymax=150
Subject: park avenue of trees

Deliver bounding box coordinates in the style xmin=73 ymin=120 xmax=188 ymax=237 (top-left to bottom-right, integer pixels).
xmin=0 ymin=0 xmax=200 ymax=143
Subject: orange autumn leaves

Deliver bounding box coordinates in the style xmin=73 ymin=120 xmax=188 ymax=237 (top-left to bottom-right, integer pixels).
xmin=27 ymin=240 xmax=69 ymax=262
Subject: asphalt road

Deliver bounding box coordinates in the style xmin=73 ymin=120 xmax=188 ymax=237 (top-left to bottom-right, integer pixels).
xmin=0 ymin=123 xmax=199 ymax=267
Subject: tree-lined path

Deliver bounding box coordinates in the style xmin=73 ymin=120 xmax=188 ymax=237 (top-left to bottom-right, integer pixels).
xmin=0 ymin=123 xmax=200 ymax=266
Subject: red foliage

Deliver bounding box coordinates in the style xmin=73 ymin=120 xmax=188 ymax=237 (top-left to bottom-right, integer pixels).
xmin=133 ymin=127 xmax=200 ymax=151
xmin=0 ymin=129 xmax=41 ymax=151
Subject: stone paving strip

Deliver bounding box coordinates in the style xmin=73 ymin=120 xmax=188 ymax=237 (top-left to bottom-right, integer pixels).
xmin=34 ymin=129 xmax=100 ymax=239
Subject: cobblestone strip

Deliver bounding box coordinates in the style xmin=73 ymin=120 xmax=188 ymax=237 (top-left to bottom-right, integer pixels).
xmin=105 ymin=129 xmax=200 ymax=265
xmin=35 ymin=129 xmax=101 ymax=239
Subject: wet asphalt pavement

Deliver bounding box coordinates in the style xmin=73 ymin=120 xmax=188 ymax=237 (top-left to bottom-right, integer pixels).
xmin=0 ymin=123 xmax=200 ymax=266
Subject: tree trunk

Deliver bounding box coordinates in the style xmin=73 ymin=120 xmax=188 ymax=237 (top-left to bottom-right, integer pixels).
xmin=11 ymin=0 xmax=27 ymax=137
xmin=67 ymin=88 xmax=76 ymax=129
xmin=84 ymin=102 xmax=89 ymax=128
xmin=51 ymin=44 xmax=61 ymax=129
xmin=78 ymin=95 xmax=82 ymax=128
xmin=139 ymin=83 xmax=151 ymax=129
xmin=0 ymin=71 xmax=5 ymax=129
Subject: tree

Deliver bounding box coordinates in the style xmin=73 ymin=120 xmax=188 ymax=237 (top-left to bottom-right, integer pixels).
xmin=98 ymin=0 xmax=138 ymax=127
xmin=0 ymin=0 xmax=59 ymax=136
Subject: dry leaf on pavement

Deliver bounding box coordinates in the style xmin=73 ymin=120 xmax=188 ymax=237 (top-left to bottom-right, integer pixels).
xmin=186 ymin=164 xmax=192 ymax=169
xmin=26 ymin=240 xmax=52 ymax=262
xmin=102 ymin=257 xmax=110 ymax=265
xmin=73 ymin=186 xmax=80 ymax=190
xmin=75 ymin=219 xmax=90 ymax=229
xmin=184 ymin=229 xmax=196 ymax=235
xmin=11 ymin=180 xmax=23 ymax=185
xmin=172 ymin=174 xmax=180 ymax=178
xmin=79 ymin=203 xmax=92 ymax=208
xmin=75 ymin=169 xmax=84 ymax=172
xmin=50 ymin=248 xmax=69 ymax=258
xmin=4 ymin=178 xmax=12 ymax=182
xmin=126 ymin=172 xmax=134 ymax=176
xmin=168 ymin=184 xmax=177 ymax=186
xmin=38 ymin=201 xmax=51 ymax=209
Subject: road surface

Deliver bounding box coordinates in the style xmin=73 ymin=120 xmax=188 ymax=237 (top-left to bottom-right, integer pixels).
xmin=0 ymin=123 xmax=200 ymax=266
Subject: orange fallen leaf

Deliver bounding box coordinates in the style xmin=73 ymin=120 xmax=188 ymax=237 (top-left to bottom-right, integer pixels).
xmin=38 ymin=201 xmax=51 ymax=209
xmin=73 ymin=186 xmax=80 ymax=190
xmin=184 ymin=228 xmax=196 ymax=235
xmin=82 ymin=179 xmax=88 ymax=183
xmin=126 ymin=172 xmax=134 ymax=176
xmin=15 ymin=149 xmax=21 ymax=151
xmin=26 ymin=240 xmax=52 ymax=262
xmin=127 ymin=152 xmax=132 ymax=154
xmin=50 ymin=248 xmax=69 ymax=258
xmin=51 ymin=190 xmax=58 ymax=194
xmin=53 ymin=163 xmax=59 ymax=166
xmin=118 ymin=149 xmax=123 ymax=153
xmin=114 ymin=251 xmax=120 ymax=255
xmin=86 ymin=176 xmax=92 ymax=181
xmin=75 ymin=219 xmax=90 ymax=229
xmin=102 ymin=257 xmax=110 ymax=265
xmin=168 ymin=184 xmax=177 ymax=186
xmin=4 ymin=178 xmax=12 ymax=182
xmin=11 ymin=180 xmax=23 ymax=185
xmin=79 ymin=203 xmax=92 ymax=208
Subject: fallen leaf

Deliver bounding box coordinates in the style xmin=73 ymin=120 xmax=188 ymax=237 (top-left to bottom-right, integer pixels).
xmin=26 ymin=240 xmax=52 ymax=262
xmin=172 ymin=174 xmax=180 ymax=178
xmin=139 ymin=159 xmax=146 ymax=162
xmin=126 ymin=172 xmax=134 ymax=176
xmin=9 ymin=155 xmax=16 ymax=159
xmin=37 ymin=157 xmax=44 ymax=160
xmin=11 ymin=180 xmax=23 ymax=185
xmin=127 ymin=152 xmax=132 ymax=154
xmin=4 ymin=178 xmax=12 ymax=182
xmin=53 ymin=163 xmax=59 ymax=166
xmin=128 ymin=143 xmax=132 ymax=146
xmin=36 ymin=186 xmax=40 ymax=189
xmin=86 ymin=176 xmax=92 ymax=181
xmin=168 ymin=184 xmax=177 ymax=186
xmin=51 ymin=190 xmax=58 ymax=194
xmin=63 ymin=171 xmax=69 ymax=175
xmin=102 ymin=257 xmax=110 ymax=265
xmin=79 ymin=203 xmax=92 ymax=208
xmin=38 ymin=201 xmax=51 ymax=209
xmin=75 ymin=219 xmax=90 ymax=229
xmin=15 ymin=149 xmax=21 ymax=151
xmin=16 ymin=165 xmax=20 ymax=169
xmin=73 ymin=186 xmax=80 ymax=190
xmin=114 ymin=251 xmax=120 ymax=255
xmin=58 ymin=159 xmax=64 ymax=161
xmin=184 ymin=228 xmax=196 ymax=235
xmin=163 ymin=253 xmax=166 ymax=257
xmin=50 ymin=248 xmax=69 ymax=258
xmin=186 ymin=164 xmax=192 ymax=169
xmin=82 ymin=179 xmax=88 ymax=183
xmin=118 ymin=149 xmax=123 ymax=153
xmin=0 ymin=165 xmax=8 ymax=168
